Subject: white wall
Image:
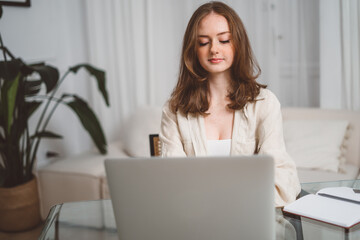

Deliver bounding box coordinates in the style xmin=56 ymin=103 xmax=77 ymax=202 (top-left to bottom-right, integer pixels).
xmin=0 ymin=0 xmax=96 ymax=167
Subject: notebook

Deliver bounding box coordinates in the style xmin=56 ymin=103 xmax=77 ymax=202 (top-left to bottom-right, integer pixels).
xmin=105 ymin=155 xmax=275 ymax=240
xmin=283 ymin=187 xmax=360 ymax=229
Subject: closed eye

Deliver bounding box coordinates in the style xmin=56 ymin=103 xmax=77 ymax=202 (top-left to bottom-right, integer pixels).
xmin=199 ymin=42 xmax=209 ymax=46
xmin=220 ymin=40 xmax=230 ymax=44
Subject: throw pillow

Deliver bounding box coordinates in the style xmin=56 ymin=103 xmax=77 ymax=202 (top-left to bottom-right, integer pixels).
xmin=283 ymin=120 xmax=349 ymax=172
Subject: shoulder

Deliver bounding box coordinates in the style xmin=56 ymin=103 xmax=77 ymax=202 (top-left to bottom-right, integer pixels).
xmin=162 ymin=100 xmax=171 ymax=114
xmin=161 ymin=101 xmax=176 ymax=121
xmin=161 ymin=100 xmax=187 ymax=122
xmin=243 ymin=88 xmax=281 ymax=114
xmin=244 ymin=88 xmax=281 ymax=120
xmin=256 ymin=88 xmax=279 ymax=103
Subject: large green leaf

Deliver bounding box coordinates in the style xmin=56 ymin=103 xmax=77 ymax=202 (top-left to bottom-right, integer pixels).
xmin=66 ymin=95 xmax=107 ymax=154
xmin=0 ymin=59 xmax=22 ymax=81
xmin=69 ymin=64 xmax=109 ymax=106
xmin=24 ymin=79 xmax=42 ymax=96
xmin=0 ymin=92 xmax=4 ymax=130
xmin=30 ymin=64 xmax=59 ymax=93
xmin=5 ymin=73 xmax=20 ymax=134
xmin=24 ymin=101 xmax=42 ymax=119
xmin=0 ymin=79 xmax=11 ymax=134
xmin=0 ymin=60 xmax=59 ymax=94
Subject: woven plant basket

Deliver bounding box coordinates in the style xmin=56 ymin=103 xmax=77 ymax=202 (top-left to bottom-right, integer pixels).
xmin=0 ymin=176 xmax=41 ymax=232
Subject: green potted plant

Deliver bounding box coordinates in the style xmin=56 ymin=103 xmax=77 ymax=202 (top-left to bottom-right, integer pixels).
xmin=0 ymin=5 xmax=109 ymax=231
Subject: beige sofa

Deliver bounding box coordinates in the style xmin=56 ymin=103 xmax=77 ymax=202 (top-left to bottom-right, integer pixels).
xmin=38 ymin=107 xmax=360 ymax=219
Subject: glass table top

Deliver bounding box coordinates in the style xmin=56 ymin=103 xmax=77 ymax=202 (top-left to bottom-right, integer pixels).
xmin=39 ymin=179 xmax=360 ymax=240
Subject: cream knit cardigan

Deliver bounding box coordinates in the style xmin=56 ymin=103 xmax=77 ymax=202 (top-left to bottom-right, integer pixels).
xmin=159 ymin=88 xmax=301 ymax=207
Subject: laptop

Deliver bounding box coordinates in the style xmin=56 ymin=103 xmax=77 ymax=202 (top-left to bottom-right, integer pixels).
xmin=105 ymin=155 xmax=274 ymax=240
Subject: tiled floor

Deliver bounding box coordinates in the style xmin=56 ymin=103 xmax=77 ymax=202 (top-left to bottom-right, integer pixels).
xmin=0 ymin=222 xmax=44 ymax=240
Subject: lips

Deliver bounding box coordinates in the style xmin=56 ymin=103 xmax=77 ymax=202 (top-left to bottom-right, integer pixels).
xmin=208 ymin=58 xmax=224 ymax=63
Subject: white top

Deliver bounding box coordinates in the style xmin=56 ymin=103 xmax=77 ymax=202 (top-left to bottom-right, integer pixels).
xmin=207 ymin=139 xmax=231 ymax=156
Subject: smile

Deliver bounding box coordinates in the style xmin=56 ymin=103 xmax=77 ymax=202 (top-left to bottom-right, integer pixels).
xmin=208 ymin=58 xmax=224 ymax=63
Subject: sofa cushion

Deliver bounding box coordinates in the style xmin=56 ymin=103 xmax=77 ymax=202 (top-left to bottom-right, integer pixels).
xmin=282 ymin=108 xmax=360 ymax=169
xmin=297 ymin=163 xmax=359 ymax=183
xmin=283 ymin=120 xmax=349 ymax=172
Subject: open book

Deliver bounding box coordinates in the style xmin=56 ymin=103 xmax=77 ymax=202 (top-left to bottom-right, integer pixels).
xmin=283 ymin=187 xmax=360 ymax=229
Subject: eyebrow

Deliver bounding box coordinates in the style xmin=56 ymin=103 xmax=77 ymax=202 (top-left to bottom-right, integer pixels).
xmin=198 ymin=31 xmax=230 ymax=38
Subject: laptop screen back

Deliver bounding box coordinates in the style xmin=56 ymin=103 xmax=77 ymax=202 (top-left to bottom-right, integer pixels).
xmin=105 ymin=155 xmax=274 ymax=240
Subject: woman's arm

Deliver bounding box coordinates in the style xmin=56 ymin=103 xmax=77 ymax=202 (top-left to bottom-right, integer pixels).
xmin=257 ymin=91 xmax=301 ymax=207
xmin=159 ymin=103 xmax=187 ymax=157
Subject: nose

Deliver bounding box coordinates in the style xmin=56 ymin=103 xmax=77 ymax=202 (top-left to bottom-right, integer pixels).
xmin=210 ymin=42 xmax=219 ymax=54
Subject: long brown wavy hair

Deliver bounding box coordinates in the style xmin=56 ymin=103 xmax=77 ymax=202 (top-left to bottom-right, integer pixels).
xmin=169 ymin=1 xmax=266 ymax=115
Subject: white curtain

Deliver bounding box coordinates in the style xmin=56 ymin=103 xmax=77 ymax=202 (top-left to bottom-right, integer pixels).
xmin=274 ymin=0 xmax=320 ymax=107
xmin=84 ymin=0 xmax=194 ymax=142
xmin=83 ymin=0 xmax=321 ymax=142
xmin=319 ymin=0 xmax=343 ymax=109
xmin=319 ymin=0 xmax=360 ymax=111
xmin=341 ymin=0 xmax=360 ymax=111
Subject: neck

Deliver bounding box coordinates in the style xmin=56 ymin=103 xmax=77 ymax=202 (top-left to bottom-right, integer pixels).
xmin=207 ymin=71 xmax=232 ymax=105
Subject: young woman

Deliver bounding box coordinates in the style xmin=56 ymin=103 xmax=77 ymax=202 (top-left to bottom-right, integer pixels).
xmin=159 ymin=1 xmax=301 ymax=207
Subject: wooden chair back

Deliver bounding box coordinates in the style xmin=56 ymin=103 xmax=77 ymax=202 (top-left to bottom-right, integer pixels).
xmin=149 ymin=134 xmax=161 ymax=156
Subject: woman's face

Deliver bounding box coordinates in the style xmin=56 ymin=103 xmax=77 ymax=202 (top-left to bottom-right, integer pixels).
xmin=196 ymin=13 xmax=234 ymax=76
